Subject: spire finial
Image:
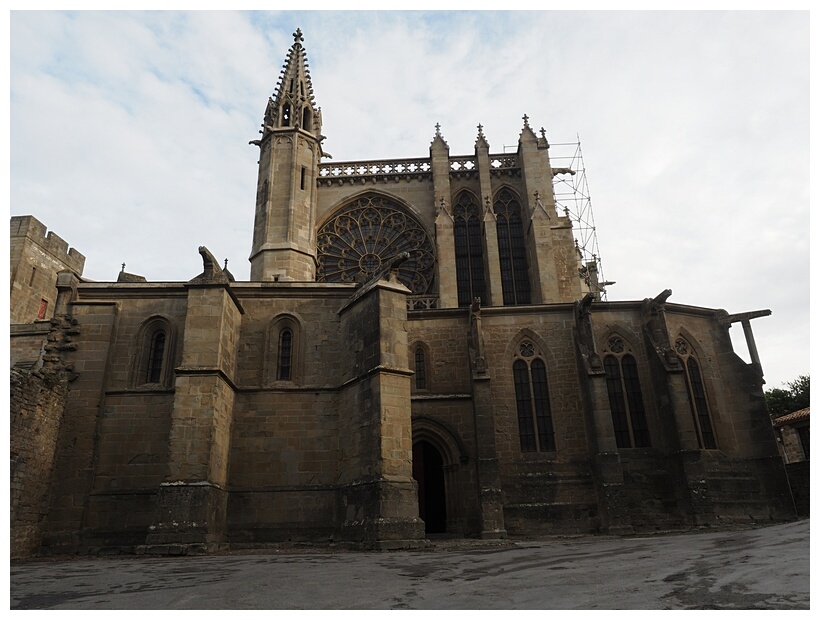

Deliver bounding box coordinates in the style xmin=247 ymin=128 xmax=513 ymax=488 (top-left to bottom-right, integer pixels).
xmin=522 ymin=114 xmax=530 ymax=129
xmin=540 ymin=127 xmax=546 ymax=139
xmin=435 ymin=122 xmax=441 ymax=137
xmin=477 ymin=123 xmax=484 ymax=139
xmin=294 ymin=28 xmax=304 ymax=43
xmin=121 ymin=262 xmax=125 ymax=273
xmin=224 ymin=258 xmax=229 ymax=269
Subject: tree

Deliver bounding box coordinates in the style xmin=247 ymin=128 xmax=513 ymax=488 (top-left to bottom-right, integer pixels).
xmin=765 ymin=374 xmax=810 ymax=419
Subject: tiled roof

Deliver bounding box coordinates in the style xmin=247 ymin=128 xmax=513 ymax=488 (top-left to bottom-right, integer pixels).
xmin=773 ymin=407 xmax=810 ymax=427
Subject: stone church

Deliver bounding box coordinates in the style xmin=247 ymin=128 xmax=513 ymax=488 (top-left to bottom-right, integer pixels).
xmin=10 ymin=30 xmax=795 ymax=556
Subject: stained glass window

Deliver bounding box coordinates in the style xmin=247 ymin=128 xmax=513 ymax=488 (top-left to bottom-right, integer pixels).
xmin=453 ymin=192 xmax=486 ymax=307
xmin=514 ymin=340 xmax=555 ymax=452
xmin=494 ymin=189 xmax=530 ymax=305
xmin=604 ymin=342 xmax=651 ymax=449
xmin=676 ymin=337 xmax=717 ymax=449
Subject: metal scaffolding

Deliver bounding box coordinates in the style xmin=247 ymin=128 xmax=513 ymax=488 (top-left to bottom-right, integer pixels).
xmin=550 ymin=138 xmax=609 ymax=300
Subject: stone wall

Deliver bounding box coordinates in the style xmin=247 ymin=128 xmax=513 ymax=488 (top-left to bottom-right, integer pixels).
xmin=779 ymin=424 xmax=809 ymax=463
xmin=10 ymin=367 xmax=69 ymax=559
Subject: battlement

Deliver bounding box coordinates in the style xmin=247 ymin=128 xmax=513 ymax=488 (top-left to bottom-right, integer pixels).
xmin=10 ymin=215 xmax=86 ymax=274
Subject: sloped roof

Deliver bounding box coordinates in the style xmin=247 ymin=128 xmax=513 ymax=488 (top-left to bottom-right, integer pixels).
xmin=773 ymin=407 xmax=810 ymax=427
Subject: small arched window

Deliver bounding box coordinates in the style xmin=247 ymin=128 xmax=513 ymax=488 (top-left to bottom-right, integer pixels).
xmin=302 ymin=107 xmax=312 ymax=131
xmin=494 ymin=189 xmax=530 ymax=305
xmin=675 ymin=337 xmax=717 ymax=449
xmin=133 ymin=316 xmax=174 ymax=388
xmin=278 ymin=328 xmax=293 ymax=381
xmin=281 ymin=103 xmax=291 ymax=126
xmin=414 ymin=345 xmax=428 ymax=390
xmin=603 ymin=336 xmax=650 ymax=448
xmin=453 ymin=191 xmax=486 ymax=307
xmin=267 ymin=315 xmax=301 ymax=385
xmin=513 ymin=340 xmax=555 ymax=452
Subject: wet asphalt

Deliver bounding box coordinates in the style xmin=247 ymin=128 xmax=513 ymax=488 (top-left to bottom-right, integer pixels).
xmin=10 ymin=519 xmax=810 ymax=609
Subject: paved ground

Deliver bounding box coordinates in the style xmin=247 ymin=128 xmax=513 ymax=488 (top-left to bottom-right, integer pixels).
xmin=10 ymin=519 xmax=810 ymax=609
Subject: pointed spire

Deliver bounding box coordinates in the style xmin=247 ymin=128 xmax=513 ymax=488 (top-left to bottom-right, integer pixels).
xmin=263 ymin=28 xmax=322 ymax=138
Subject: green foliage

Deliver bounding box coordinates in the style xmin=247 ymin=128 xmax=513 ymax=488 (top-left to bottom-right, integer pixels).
xmin=765 ymin=374 xmax=810 ymax=419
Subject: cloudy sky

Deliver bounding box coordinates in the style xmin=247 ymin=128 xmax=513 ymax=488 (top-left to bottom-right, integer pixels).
xmin=9 ymin=10 xmax=809 ymax=390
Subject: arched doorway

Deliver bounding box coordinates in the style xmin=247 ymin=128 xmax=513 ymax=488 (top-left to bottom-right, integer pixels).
xmin=412 ymin=440 xmax=447 ymax=534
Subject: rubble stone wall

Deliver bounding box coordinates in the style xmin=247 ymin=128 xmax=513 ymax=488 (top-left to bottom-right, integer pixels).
xmin=10 ymin=367 xmax=69 ymax=558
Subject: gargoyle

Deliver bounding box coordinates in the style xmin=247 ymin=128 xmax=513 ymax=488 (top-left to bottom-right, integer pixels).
xmin=188 ymin=246 xmax=230 ymax=285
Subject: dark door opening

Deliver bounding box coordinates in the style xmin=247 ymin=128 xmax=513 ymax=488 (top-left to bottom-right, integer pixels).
xmin=412 ymin=440 xmax=447 ymax=534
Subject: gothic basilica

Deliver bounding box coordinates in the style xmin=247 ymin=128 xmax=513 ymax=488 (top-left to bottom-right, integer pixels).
xmin=10 ymin=31 xmax=795 ymax=557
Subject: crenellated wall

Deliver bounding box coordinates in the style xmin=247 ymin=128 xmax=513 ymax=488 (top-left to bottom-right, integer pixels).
xmin=10 ymin=216 xmax=85 ymax=324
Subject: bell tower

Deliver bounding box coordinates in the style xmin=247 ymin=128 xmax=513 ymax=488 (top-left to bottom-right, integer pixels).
xmin=249 ymin=29 xmax=323 ymax=282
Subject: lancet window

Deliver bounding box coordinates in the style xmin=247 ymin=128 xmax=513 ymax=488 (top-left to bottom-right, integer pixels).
xmin=603 ymin=336 xmax=651 ymax=448
xmin=675 ymin=337 xmax=717 ymax=449
xmin=494 ymin=189 xmax=530 ymax=305
xmin=513 ymin=340 xmax=555 ymax=452
xmin=268 ymin=316 xmax=301 ymax=385
xmin=453 ymin=191 xmax=486 ymax=307
xmin=278 ymin=328 xmax=293 ymax=381
xmin=146 ymin=331 xmax=167 ymax=384
xmin=414 ymin=344 xmax=428 ymax=390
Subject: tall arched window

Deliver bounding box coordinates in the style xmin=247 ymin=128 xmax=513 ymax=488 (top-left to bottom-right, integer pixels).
xmin=278 ymin=328 xmax=293 ymax=381
xmin=494 ymin=189 xmax=530 ymax=305
xmin=146 ymin=331 xmax=166 ymax=384
xmin=513 ymin=340 xmax=555 ymax=452
xmin=453 ymin=191 xmax=486 ymax=307
xmin=414 ymin=345 xmax=428 ymax=390
xmin=675 ymin=337 xmax=717 ymax=449
xmin=602 ymin=336 xmax=651 ymax=448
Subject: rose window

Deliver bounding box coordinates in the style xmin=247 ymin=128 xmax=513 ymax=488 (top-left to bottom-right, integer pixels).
xmin=316 ymin=194 xmax=435 ymax=294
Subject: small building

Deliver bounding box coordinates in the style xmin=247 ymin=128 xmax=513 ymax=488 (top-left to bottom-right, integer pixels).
xmin=773 ymin=407 xmax=809 ymax=517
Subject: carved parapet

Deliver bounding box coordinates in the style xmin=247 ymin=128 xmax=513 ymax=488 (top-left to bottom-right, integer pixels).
xmin=574 ymin=292 xmax=603 ymax=374
xmin=318 ymin=157 xmax=432 ymax=186
xmin=641 ymin=289 xmax=680 ymax=371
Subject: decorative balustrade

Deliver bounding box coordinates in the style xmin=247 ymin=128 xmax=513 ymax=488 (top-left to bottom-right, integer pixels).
xmin=448 ymin=154 xmax=519 ymax=179
xmin=489 ymin=154 xmax=518 ymax=169
xmin=449 ymin=156 xmax=476 ymax=171
xmin=317 ymin=153 xmax=519 ymax=186
xmin=318 ymin=158 xmax=432 ymax=185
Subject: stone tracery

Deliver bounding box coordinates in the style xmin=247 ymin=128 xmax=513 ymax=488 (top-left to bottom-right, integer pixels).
xmin=316 ymin=194 xmax=435 ymax=294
